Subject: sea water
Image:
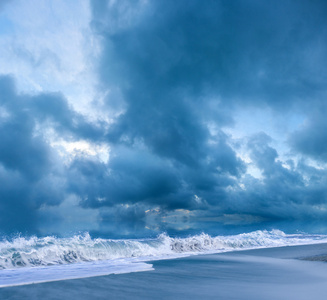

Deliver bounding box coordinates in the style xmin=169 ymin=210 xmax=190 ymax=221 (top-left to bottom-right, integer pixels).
xmin=1 ymin=229 xmax=327 ymax=288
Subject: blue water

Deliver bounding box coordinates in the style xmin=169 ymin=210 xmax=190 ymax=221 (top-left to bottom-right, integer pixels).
xmin=1 ymin=230 xmax=327 ymax=288
xmin=1 ymin=243 xmax=327 ymax=299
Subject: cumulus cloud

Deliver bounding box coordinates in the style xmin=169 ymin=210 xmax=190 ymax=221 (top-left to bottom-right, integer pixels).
xmin=290 ymin=102 xmax=327 ymax=162
xmin=1 ymin=0 xmax=327 ymax=236
xmin=85 ymin=0 xmax=327 ymax=224
xmin=0 ymin=76 xmax=103 ymax=234
xmin=228 ymin=133 xmax=327 ymax=220
xmin=92 ymin=0 xmax=327 ymax=109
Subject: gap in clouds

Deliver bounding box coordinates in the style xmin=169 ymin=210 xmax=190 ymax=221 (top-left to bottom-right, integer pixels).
xmin=1 ymin=0 xmax=327 ymax=238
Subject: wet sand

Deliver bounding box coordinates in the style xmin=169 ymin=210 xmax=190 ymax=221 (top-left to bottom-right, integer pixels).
xmin=1 ymin=243 xmax=327 ymax=300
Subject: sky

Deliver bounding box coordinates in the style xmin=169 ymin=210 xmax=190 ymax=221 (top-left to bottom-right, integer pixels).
xmin=1 ymin=0 xmax=327 ymax=238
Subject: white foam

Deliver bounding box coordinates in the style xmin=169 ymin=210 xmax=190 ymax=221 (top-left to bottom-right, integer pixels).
xmin=0 ymin=259 xmax=153 ymax=288
xmin=1 ymin=230 xmax=327 ymax=287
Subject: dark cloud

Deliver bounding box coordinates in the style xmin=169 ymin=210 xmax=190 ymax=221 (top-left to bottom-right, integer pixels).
xmin=227 ymin=133 xmax=327 ymax=220
xmin=68 ymin=147 xmax=180 ymax=208
xmin=0 ymin=76 xmax=59 ymax=233
xmin=80 ymin=0 xmax=327 ymax=230
xmin=96 ymin=204 xmax=148 ymax=238
xmin=290 ymin=103 xmax=327 ymax=162
xmin=68 ymin=133 xmax=246 ymax=211
xmin=0 ymin=76 xmax=103 ymax=234
xmin=2 ymin=0 xmax=327 ymax=236
xmin=92 ymin=0 xmax=327 ymax=109
xmin=80 ymin=0 xmax=251 ymax=214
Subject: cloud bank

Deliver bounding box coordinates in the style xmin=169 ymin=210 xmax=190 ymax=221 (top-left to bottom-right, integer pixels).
xmin=1 ymin=0 xmax=327 ymax=237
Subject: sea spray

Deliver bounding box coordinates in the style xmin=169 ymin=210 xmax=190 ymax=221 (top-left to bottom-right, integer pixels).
xmin=1 ymin=230 xmax=327 ymax=270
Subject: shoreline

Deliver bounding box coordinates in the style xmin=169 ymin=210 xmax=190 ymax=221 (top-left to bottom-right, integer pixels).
xmin=2 ymin=243 xmax=327 ymax=299
xmin=1 ymin=242 xmax=327 ymax=289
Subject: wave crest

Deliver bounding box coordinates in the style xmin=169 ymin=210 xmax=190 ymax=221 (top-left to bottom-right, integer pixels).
xmin=1 ymin=230 xmax=326 ymax=270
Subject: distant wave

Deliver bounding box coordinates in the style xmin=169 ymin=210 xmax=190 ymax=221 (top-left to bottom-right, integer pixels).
xmin=1 ymin=230 xmax=327 ymax=270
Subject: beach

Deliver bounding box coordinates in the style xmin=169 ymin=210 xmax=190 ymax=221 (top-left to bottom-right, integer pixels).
xmin=1 ymin=242 xmax=327 ymax=300
xmin=1 ymin=0 xmax=327 ymax=298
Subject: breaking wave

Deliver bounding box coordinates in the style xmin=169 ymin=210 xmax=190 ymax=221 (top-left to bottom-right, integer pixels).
xmin=1 ymin=230 xmax=327 ymax=270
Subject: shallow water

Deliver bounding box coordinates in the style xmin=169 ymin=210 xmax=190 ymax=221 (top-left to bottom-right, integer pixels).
xmin=2 ymin=230 xmax=327 ymax=288
xmin=1 ymin=243 xmax=327 ymax=300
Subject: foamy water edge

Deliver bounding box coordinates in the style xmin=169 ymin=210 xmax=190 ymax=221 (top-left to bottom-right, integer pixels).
xmin=1 ymin=230 xmax=327 ymax=287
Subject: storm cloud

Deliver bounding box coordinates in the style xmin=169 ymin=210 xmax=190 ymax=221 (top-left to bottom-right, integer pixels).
xmin=1 ymin=0 xmax=327 ymax=237
xmin=0 ymin=75 xmax=102 ymax=234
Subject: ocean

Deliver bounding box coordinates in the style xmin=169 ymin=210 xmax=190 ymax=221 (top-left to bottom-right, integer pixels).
xmin=1 ymin=230 xmax=327 ymax=299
